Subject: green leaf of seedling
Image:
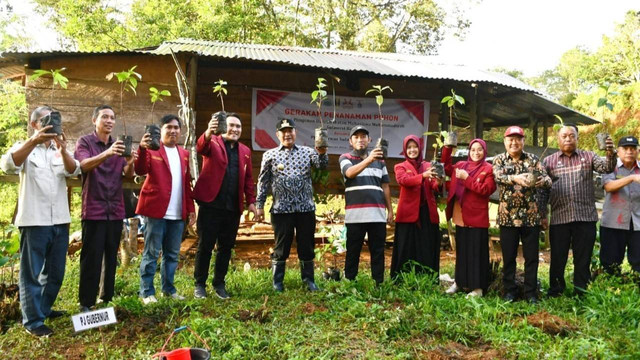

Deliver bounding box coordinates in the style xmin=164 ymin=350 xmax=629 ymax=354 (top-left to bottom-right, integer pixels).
xmin=447 ymin=99 xmax=454 ymax=107
xmin=376 ymin=95 xmax=383 ymax=106
xmin=609 ymin=91 xmax=620 ymax=96
xmin=553 ymin=124 xmax=563 ymax=131
xmin=365 ymin=89 xmax=376 ymax=95
xmin=129 ymin=77 xmax=138 ymax=89
xmin=116 ymin=72 xmax=128 ymax=82
xmin=597 ymin=98 xmax=607 ymax=107
xmin=454 ymin=94 xmax=465 ymax=105
xmin=160 ymin=90 xmax=171 ymax=96
xmin=606 ymin=103 xmax=613 ymax=111
xmin=30 ymin=69 xmax=49 ymax=79
xmin=222 ymin=88 xmax=227 ymax=95
xmin=441 ymin=96 xmax=452 ymax=103
xmin=553 ymin=114 xmax=564 ymax=124
xmin=311 ymin=90 xmax=319 ymax=102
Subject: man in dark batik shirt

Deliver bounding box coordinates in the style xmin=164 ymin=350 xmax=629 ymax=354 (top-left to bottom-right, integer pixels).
xmin=493 ymin=126 xmax=551 ymax=303
xmin=255 ymin=118 xmax=328 ymax=292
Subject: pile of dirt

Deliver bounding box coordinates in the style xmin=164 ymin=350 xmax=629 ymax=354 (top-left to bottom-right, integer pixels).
xmin=236 ymin=296 xmax=270 ymax=323
xmin=525 ymin=311 xmax=577 ymax=336
xmin=300 ymin=302 xmax=327 ymax=315
xmin=421 ymin=342 xmax=504 ymax=359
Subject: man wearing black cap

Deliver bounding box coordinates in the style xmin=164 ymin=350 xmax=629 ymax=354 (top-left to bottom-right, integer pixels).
xmin=339 ymin=125 xmax=393 ymax=284
xmin=255 ymin=118 xmax=328 ymax=292
xmin=599 ymin=136 xmax=640 ymax=275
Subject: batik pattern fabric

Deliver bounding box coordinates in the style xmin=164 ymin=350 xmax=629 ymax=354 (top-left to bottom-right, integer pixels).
xmin=256 ymin=144 xmax=328 ymax=214
xmin=492 ymin=151 xmax=551 ymax=227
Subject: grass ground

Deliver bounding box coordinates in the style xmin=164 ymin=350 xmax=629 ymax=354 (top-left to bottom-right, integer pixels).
xmin=0 ymin=254 xmax=639 ymax=359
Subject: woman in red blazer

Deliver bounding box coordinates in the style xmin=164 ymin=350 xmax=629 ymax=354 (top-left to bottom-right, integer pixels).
xmin=441 ymin=139 xmax=496 ymax=297
xmin=391 ymin=135 xmax=442 ymax=280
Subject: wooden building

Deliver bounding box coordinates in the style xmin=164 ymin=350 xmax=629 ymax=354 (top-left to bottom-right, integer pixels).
xmin=0 ymin=38 xmax=598 ymax=194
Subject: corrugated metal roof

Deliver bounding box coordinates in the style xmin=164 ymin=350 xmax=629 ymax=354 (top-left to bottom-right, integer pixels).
xmin=150 ymin=39 xmax=542 ymax=94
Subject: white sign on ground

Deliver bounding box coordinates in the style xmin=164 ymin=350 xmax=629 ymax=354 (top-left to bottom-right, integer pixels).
xmin=72 ymin=307 xmax=117 ymax=332
xmin=251 ymin=88 xmax=429 ymax=158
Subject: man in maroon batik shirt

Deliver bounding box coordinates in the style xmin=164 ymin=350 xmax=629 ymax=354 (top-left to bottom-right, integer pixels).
xmin=74 ymin=105 xmax=135 ymax=312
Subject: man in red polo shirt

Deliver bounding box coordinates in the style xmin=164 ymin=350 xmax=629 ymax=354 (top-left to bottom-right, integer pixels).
xmin=192 ymin=112 xmax=256 ymax=299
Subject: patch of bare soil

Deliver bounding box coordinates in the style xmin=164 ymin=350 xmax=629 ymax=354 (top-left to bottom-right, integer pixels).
xmin=300 ymin=302 xmax=327 ymax=314
xmin=236 ymin=296 xmax=270 ymax=323
xmin=421 ymin=342 xmax=505 ymax=360
xmin=525 ymin=311 xmax=577 ymax=336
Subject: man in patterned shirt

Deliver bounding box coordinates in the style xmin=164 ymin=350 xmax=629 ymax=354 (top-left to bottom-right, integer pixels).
xmin=255 ymin=118 xmax=328 ymax=292
xmin=339 ymin=126 xmax=393 ymax=285
xmin=493 ymin=126 xmax=551 ymax=303
xmin=539 ymin=125 xmax=614 ymax=297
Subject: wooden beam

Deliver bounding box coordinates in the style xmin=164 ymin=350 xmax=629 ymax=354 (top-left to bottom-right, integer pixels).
xmin=543 ymin=118 xmax=548 ymax=147
xmin=440 ymin=86 xmax=449 ymax=131
xmin=469 ymin=88 xmax=478 ymax=139
xmin=476 ymin=89 xmax=484 ymax=139
xmin=530 ymin=113 xmax=538 ymax=147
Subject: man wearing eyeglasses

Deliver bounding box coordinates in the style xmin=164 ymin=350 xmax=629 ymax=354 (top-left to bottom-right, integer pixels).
xmin=0 ymin=106 xmax=80 ymax=337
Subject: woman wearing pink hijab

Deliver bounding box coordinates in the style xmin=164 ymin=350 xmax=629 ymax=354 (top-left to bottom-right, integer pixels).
xmin=441 ymin=139 xmax=496 ymax=297
xmin=391 ymin=135 xmax=442 ymax=280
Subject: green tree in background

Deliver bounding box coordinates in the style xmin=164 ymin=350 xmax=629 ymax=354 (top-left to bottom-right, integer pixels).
xmin=32 ymin=0 xmax=473 ymax=54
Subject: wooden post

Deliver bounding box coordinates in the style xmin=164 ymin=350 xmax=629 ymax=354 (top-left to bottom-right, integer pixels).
xmin=440 ymin=85 xmax=449 ymax=132
xmin=543 ymin=118 xmax=548 ymax=147
xmin=475 ymin=89 xmax=484 ymax=139
xmin=529 ymin=113 xmax=538 ymax=147
xmin=469 ymin=88 xmax=478 ymax=139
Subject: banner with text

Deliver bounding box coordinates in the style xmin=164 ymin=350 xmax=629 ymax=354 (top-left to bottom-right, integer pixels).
xmin=251 ymin=88 xmax=429 ymax=158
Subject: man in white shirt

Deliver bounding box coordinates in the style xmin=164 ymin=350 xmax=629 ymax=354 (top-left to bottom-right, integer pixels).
xmin=0 ymin=106 xmax=80 ymax=337
xmin=134 ymin=114 xmax=195 ymax=304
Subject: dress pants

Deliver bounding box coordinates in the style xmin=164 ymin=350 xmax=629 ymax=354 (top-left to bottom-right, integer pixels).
xmin=270 ymin=211 xmax=316 ymax=262
xmin=500 ymin=226 xmax=540 ymax=298
xmin=549 ymin=221 xmax=596 ymax=295
xmin=345 ymin=222 xmax=387 ymax=284
xmin=194 ymin=207 xmax=241 ymax=288
xmin=79 ymin=219 xmax=122 ymax=307
xmin=599 ymin=224 xmax=640 ymax=274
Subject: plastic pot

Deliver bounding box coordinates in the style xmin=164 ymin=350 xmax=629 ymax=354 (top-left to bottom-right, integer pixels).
xmin=118 ymin=134 xmax=133 ymax=157
xmin=443 ymin=131 xmax=458 ymax=147
xmin=315 ymin=127 xmax=329 ymax=148
xmin=431 ymin=162 xmax=445 ymax=179
xmin=596 ymin=133 xmax=609 ymax=151
xmin=375 ymin=138 xmax=388 ymax=159
xmin=40 ymin=111 xmax=63 ymax=135
xmin=212 ymin=111 xmax=227 ymax=135
xmin=145 ymin=124 xmax=161 ymax=150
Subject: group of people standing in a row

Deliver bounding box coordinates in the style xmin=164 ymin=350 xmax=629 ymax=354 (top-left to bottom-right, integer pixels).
xmin=4 ymin=104 xmax=639 ymax=338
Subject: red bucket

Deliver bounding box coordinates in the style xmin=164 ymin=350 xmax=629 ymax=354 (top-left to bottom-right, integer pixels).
xmin=157 ymin=348 xmax=210 ymax=360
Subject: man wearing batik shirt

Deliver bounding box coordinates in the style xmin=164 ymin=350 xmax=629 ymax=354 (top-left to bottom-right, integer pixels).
xmin=339 ymin=126 xmax=393 ymax=285
xmin=255 ymin=118 xmax=328 ymax=292
xmin=540 ymin=125 xmax=615 ymax=297
xmin=599 ymin=136 xmax=640 ymax=275
xmin=493 ymin=126 xmax=551 ymax=303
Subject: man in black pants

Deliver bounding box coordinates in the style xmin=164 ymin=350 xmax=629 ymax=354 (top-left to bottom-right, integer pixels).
xmin=540 ymin=125 xmax=615 ymax=297
xmin=255 ymin=119 xmax=328 ymax=292
xmin=192 ymin=112 xmax=256 ymax=299
xmin=492 ymin=126 xmax=551 ymax=303
xmin=75 ymin=105 xmax=135 ymax=312
xmin=339 ymin=126 xmax=393 ymax=284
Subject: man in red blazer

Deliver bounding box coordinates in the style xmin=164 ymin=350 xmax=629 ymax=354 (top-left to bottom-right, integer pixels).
xmin=135 ymin=114 xmax=196 ymax=305
xmin=192 ymin=112 xmax=256 ymax=300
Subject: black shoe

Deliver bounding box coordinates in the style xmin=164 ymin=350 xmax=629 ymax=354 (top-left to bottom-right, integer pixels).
xmin=214 ymin=285 xmax=231 ymax=300
xmin=272 ymin=260 xmax=286 ymax=293
xmin=502 ymin=292 xmax=517 ymax=302
xmin=303 ymin=279 xmax=320 ymax=292
xmin=300 ymin=260 xmax=320 ymax=292
xmin=47 ymin=310 xmax=67 ymax=319
xmin=26 ymin=325 xmax=53 ymax=337
xmin=194 ymin=285 xmax=207 ymax=299
xmin=547 ymin=291 xmax=561 ymax=298
xmin=527 ymin=296 xmax=538 ymax=304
